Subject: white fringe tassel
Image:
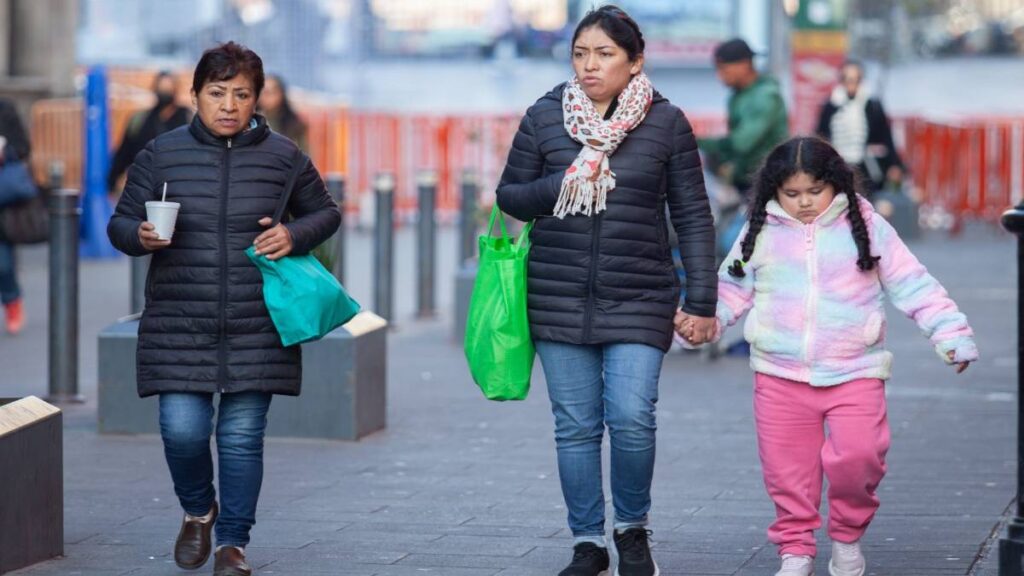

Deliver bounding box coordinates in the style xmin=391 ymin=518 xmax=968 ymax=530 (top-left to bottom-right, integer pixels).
xmin=554 ymin=169 xmax=615 ymax=219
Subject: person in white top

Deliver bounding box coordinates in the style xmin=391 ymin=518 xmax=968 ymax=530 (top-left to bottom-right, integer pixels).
xmin=816 ymin=61 xmax=904 ymax=197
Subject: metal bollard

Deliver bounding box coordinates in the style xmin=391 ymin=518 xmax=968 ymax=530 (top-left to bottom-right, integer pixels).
xmin=47 ymin=161 xmax=65 ymax=190
xmin=327 ymin=174 xmax=346 ymax=285
xmin=373 ymin=173 xmax=395 ymax=323
xmin=47 ymin=188 xmax=84 ymax=404
xmin=459 ymin=170 xmax=478 ymax=264
xmin=1000 ymin=202 xmax=1024 ymax=574
xmin=416 ymin=171 xmax=437 ymax=318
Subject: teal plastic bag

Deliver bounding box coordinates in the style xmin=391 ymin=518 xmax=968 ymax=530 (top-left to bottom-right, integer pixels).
xmin=464 ymin=206 xmax=534 ymax=401
xmin=248 ymin=148 xmax=359 ymax=347
xmin=247 ymin=246 xmax=360 ymax=347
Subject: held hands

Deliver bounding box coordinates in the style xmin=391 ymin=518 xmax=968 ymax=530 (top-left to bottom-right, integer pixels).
xmin=947 ymin=350 xmax=970 ymax=374
xmin=254 ymin=217 xmax=294 ymax=261
xmin=137 ymin=222 xmax=171 ymax=251
xmin=673 ymin=308 xmax=716 ymax=346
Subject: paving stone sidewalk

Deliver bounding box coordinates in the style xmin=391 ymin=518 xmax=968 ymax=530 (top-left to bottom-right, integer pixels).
xmin=1 ymin=226 xmax=1017 ymax=576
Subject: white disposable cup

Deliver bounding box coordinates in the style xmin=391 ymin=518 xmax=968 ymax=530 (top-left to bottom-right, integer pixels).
xmin=145 ymin=201 xmax=180 ymax=241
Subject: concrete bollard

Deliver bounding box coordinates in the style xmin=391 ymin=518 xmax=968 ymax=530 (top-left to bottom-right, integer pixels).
xmin=0 ymin=396 xmax=63 ymax=573
xmin=97 ymin=312 xmax=388 ymax=440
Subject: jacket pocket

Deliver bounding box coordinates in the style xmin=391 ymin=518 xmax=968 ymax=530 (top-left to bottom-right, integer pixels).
xmin=742 ymin=308 xmax=759 ymax=347
xmin=863 ymin=311 xmax=884 ymax=346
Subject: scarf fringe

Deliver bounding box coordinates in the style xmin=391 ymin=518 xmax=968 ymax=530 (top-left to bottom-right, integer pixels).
xmin=553 ymin=170 xmax=614 ymax=219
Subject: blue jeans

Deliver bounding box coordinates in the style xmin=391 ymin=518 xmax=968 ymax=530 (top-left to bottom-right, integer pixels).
xmin=0 ymin=240 xmax=20 ymax=304
xmin=535 ymin=340 xmax=664 ymax=539
xmin=159 ymin=392 xmax=272 ymax=547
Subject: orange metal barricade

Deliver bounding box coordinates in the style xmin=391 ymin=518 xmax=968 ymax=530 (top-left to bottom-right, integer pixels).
xmin=28 ymin=81 xmax=1020 ymax=234
xmin=899 ymin=115 xmax=1024 ymax=233
xmin=30 ymin=97 xmax=149 ymax=188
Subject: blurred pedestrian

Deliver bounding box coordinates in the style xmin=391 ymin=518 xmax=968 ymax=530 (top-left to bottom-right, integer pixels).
xmin=108 ymin=70 xmax=190 ymax=194
xmin=699 ymin=38 xmax=789 ymax=197
xmin=816 ymin=60 xmax=905 ymax=196
xmin=0 ymin=98 xmax=31 ymax=334
xmin=676 ymin=137 xmax=976 ymax=576
xmin=107 ymin=42 xmax=340 ymax=576
xmin=258 ymin=74 xmax=308 ymax=152
xmin=495 ymin=6 xmax=717 ymax=576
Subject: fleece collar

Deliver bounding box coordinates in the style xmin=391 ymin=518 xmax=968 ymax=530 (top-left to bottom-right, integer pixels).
xmin=766 ymin=192 xmax=852 ymax=227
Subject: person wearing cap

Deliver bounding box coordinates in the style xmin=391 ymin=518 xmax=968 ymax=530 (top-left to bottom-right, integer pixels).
xmin=699 ymin=38 xmax=789 ymax=196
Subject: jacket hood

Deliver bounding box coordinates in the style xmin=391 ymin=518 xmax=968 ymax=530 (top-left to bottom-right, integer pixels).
xmin=766 ymin=192 xmax=875 ymax=227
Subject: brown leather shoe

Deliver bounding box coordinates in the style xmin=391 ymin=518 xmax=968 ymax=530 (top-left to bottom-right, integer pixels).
xmin=214 ymin=546 xmax=253 ymax=576
xmin=173 ymin=501 xmax=218 ymax=570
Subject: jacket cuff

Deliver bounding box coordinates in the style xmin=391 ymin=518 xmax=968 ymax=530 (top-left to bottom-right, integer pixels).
xmin=282 ymin=222 xmax=310 ymax=255
xmin=681 ymin=301 xmax=716 ymax=318
xmin=935 ymin=336 xmax=979 ymax=364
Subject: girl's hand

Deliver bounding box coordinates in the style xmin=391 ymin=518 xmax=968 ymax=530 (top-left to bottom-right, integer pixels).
xmin=254 ymin=217 xmax=294 ymax=260
xmin=947 ymin=350 xmax=970 ymax=374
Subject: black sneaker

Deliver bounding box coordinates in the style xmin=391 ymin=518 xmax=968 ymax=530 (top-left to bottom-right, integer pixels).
xmin=613 ymin=528 xmax=659 ymax=576
xmin=558 ymin=542 xmax=611 ymax=576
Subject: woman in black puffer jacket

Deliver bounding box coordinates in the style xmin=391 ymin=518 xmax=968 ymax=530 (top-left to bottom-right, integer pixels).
xmin=494 ymin=7 xmax=717 ymax=576
xmin=107 ymin=42 xmax=339 ymax=576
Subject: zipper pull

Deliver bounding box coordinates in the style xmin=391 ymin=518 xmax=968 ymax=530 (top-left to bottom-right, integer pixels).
xmin=227 ymin=138 xmax=232 ymax=149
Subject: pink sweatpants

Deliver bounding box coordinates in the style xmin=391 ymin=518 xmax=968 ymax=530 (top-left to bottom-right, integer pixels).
xmin=754 ymin=373 xmax=891 ymax=557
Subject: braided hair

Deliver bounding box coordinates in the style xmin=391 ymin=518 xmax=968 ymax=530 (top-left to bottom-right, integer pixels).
xmin=727 ymin=136 xmax=879 ymax=278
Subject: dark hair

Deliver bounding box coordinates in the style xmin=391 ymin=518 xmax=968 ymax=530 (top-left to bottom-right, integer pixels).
xmin=192 ymin=41 xmax=265 ymax=97
xmin=727 ymin=137 xmax=879 ymax=278
xmin=572 ymin=5 xmax=645 ymax=62
xmin=840 ymin=59 xmax=864 ymax=79
xmin=153 ymin=70 xmax=177 ymax=91
xmin=263 ymin=74 xmax=304 ymax=135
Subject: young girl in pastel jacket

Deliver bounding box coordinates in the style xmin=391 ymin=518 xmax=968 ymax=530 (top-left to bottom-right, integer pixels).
xmin=676 ymin=136 xmax=977 ymax=576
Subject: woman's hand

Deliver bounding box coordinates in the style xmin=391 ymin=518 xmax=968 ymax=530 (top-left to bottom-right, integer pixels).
xmin=138 ymin=222 xmax=171 ymax=251
xmin=254 ymin=217 xmax=294 ymax=260
xmin=947 ymin=350 xmax=970 ymax=374
xmin=688 ymin=316 xmax=716 ymax=345
xmin=674 ymin=308 xmax=716 ymax=345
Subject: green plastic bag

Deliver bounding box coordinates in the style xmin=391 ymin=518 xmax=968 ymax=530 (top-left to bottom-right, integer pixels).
xmin=247 ymin=148 xmax=360 ymax=347
xmin=464 ymin=206 xmax=535 ymax=401
xmin=247 ymin=246 xmax=360 ymax=347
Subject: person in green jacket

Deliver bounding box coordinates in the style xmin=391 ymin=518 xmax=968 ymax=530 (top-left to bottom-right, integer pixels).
xmin=699 ymin=38 xmax=789 ymax=197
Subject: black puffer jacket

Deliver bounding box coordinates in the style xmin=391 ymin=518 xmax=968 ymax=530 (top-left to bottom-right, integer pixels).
xmin=108 ymin=115 xmax=341 ymax=397
xmin=496 ymin=84 xmax=716 ymax=352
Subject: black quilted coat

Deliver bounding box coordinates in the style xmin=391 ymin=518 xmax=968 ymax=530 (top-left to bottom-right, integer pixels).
xmin=496 ymin=84 xmax=717 ymax=352
xmin=108 ymin=115 xmax=341 ymax=397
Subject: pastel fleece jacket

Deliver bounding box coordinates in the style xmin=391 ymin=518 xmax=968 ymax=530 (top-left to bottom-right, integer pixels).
xmin=715 ymin=193 xmax=978 ymax=386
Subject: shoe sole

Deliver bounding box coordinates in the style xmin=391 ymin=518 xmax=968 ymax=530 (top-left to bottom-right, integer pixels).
xmin=828 ymin=560 xmax=864 ymax=576
xmin=614 ymin=561 xmax=659 ymax=576
xmin=175 ymin=557 xmax=209 ymax=570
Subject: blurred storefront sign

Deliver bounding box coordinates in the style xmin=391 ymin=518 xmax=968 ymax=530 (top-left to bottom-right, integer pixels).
xmin=791 ymin=0 xmax=848 ymax=134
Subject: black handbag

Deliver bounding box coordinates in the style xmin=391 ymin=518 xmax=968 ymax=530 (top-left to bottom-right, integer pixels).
xmin=0 ymin=188 xmax=49 ymax=244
